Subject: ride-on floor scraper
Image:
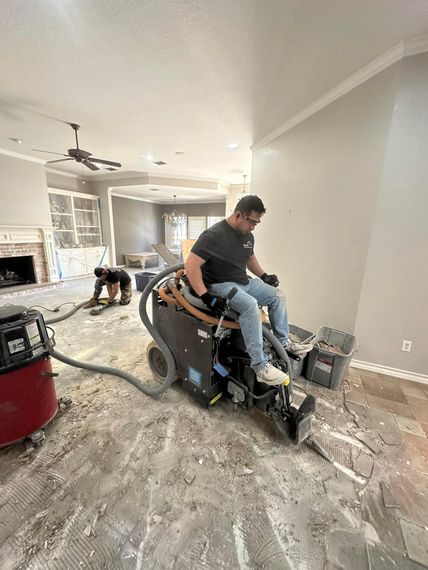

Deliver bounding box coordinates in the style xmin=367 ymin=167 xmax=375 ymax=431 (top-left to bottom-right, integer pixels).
xmin=146 ymin=266 xmax=315 ymax=444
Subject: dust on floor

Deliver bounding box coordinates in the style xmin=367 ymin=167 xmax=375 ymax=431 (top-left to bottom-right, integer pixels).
xmin=1 ymin=276 xmax=428 ymax=570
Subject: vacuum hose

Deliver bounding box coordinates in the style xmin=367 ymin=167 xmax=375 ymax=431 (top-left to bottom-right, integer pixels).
xmin=45 ymin=301 xmax=88 ymax=324
xmin=49 ymin=263 xmax=184 ymax=397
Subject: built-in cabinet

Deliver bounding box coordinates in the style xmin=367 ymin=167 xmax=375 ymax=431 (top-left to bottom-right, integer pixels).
xmin=56 ymin=246 xmax=109 ymax=278
xmin=48 ymin=190 xmax=102 ymax=248
xmin=48 ymin=188 xmax=109 ymax=278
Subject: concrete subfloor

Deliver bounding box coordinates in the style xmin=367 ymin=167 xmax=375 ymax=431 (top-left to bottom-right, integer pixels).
xmin=1 ymin=270 xmax=428 ymax=570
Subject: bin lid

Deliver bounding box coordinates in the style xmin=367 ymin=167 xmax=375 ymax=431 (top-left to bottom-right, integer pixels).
xmin=0 ymin=306 xmax=28 ymax=325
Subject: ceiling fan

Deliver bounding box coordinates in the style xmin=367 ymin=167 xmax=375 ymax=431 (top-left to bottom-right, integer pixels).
xmin=33 ymin=122 xmax=122 ymax=171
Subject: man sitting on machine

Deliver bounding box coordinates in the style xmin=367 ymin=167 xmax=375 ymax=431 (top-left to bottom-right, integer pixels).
xmin=185 ymin=194 xmax=312 ymax=386
xmin=85 ymin=266 xmax=132 ymax=308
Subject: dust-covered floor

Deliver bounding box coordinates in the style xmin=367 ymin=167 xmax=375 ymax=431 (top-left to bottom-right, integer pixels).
xmin=1 ymin=273 xmax=428 ymax=570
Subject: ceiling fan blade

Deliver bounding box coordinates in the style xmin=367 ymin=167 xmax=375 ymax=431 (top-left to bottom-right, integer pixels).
xmin=47 ymin=158 xmax=74 ymax=164
xmin=89 ymin=157 xmax=122 ymax=168
xmin=32 ymin=149 xmax=69 ymax=156
xmin=82 ymin=159 xmax=99 ymax=171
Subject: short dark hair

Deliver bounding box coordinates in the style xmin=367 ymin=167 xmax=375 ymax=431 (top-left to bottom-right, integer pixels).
xmin=234 ymin=194 xmax=266 ymax=215
xmin=94 ymin=267 xmax=104 ymax=277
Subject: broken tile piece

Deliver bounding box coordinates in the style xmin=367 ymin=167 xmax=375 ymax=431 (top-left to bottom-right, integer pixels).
xmin=326 ymin=530 xmax=369 ymax=570
xmin=323 ymin=475 xmax=357 ymax=502
xmin=368 ymin=543 xmax=426 ymax=570
xmin=362 ymin=489 xmax=406 ymax=551
xmin=400 ymin=519 xmax=428 ymax=567
xmin=389 ymin=473 xmax=428 ymax=528
xmin=380 ymin=481 xmax=399 ymax=508
xmin=352 ymin=449 xmax=374 ymax=479
xmin=354 ymin=430 xmax=382 ymax=454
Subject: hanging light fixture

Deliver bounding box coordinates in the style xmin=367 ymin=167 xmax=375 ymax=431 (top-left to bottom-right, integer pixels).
xmin=242 ymin=174 xmax=247 ymax=194
xmin=162 ymin=195 xmax=186 ymax=227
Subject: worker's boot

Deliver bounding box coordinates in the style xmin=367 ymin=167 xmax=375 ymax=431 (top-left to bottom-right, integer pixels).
xmin=256 ymin=363 xmax=288 ymax=386
xmin=83 ymin=298 xmax=98 ymax=309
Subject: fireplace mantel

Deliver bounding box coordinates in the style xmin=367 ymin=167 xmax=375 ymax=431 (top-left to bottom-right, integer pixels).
xmin=0 ymin=225 xmax=59 ymax=282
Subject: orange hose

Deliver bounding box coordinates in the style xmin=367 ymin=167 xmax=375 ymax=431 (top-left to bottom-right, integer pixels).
xmin=170 ymin=285 xmax=240 ymax=329
xmin=159 ymin=286 xmax=178 ymax=305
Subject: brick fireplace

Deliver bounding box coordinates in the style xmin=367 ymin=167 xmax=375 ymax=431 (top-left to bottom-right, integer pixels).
xmin=0 ymin=226 xmax=59 ymax=289
xmin=0 ymin=243 xmax=49 ymax=285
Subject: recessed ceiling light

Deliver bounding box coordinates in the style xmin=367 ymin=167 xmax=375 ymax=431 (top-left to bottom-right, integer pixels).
xmin=227 ymin=143 xmax=239 ymax=149
xmin=142 ymin=154 xmax=154 ymax=161
xmin=174 ymin=151 xmax=186 ymax=156
xmin=10 ymin=137 xmax=23 ymax=144
xmin=153 ymin=160 xmax=167 ymax=166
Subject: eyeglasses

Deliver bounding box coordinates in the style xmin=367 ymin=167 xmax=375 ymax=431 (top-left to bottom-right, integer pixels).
xmin=241 ymin=214 xmax=261 ymax=226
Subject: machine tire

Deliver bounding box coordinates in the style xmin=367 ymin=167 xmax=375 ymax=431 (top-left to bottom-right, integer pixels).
xmin=146 ymin=341 xmax=177 ymax=384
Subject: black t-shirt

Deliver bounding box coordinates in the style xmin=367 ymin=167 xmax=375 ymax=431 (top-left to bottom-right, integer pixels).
xmin=191 ymin=220 xmax=254 ymax=285
xmin=105 ymin=268 xmax=131 ymax=287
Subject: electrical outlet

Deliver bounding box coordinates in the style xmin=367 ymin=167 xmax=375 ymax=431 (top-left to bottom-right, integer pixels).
xmin=402 ymin=340 xmax=412 ymax=352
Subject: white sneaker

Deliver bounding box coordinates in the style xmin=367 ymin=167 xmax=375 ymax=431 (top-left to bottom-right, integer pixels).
xmin=256 ymin=363 xmax=289 ymax=386
xmin=284 ymin=339 xmax=313 ymax=356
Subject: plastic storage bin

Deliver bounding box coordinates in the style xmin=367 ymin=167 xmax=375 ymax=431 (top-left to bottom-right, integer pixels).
xmin=135 ymin=271 xmax=156 ymax=292
xmin=288 ymin=324 xmax=314 ymax=378
xmin=305 ymin=326 xmax=358 ymax=390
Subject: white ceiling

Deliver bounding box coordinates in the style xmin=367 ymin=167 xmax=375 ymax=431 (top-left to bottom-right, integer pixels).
xmin=1 ymin=0 xmax=428 ymax=185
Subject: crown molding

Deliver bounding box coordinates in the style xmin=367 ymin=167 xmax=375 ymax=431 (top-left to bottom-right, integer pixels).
xmin=111 ymin=191 xmax=225 ymax=205
xmin=404 ymin=33 xmax=428 ymax=57
xmin=90 ymin=171 xmax=149 ymax=182
xmin=147 ymin=171 xmax=220 ymax=183
xmin=0 ymin=147 xmax=46 ymax=164
xmin=45 ymin=167 xmax=80 ymax=179
xmin=251 ymin=34 xmax=428 ymax=151
xmin=110 ymin=192 xmax=156 ymax=204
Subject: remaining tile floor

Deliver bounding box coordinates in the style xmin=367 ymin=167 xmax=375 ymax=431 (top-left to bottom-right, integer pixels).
xmin=346 ymin=370 xmax=428 ymax=475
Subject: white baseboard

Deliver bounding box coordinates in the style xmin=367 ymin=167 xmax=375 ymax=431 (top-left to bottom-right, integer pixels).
xmin=351 ymin=359 xmax=428 ymax=385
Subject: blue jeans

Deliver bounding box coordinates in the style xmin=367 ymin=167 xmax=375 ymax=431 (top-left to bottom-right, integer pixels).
xmin=209 ymin=278 xmax=289 ymax=373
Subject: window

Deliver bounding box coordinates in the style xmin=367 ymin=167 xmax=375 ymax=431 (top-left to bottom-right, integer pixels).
xmin=207 ymin=216 xmax=223 ymax=228
xmin=49 ymin=190 xmax=102 ymax=249
xmin=188 ymin=216 xmax=206 ymax=239
xmin=165 ymin=215 xmax=225 ymax=250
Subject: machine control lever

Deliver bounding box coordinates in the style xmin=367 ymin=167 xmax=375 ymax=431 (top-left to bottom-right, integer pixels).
xmin=214 ymin=287 xmax=238 ymax=337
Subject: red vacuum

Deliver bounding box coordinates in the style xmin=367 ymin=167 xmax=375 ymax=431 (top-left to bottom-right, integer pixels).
xmin=0 ymin=306 xmax=58 ymax=447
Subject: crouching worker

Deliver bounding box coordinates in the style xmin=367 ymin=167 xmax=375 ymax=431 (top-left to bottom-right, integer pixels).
xmin=85 ymin=267 xmax=132 ymax=308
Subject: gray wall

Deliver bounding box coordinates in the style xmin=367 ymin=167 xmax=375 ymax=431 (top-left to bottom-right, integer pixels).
xmin=252 ymin=63 xmax=400 ymax=333
xmin=46 ymin=170 xmax=95 ymax=194
xmin=0 ymin=154 xmax=52 ymax=227
xmin=252 ymin=54 xmax=427 ymax=375
xmin=160 ymin=202 xmax=225 ymax=242
xmin=354 ymin=54 xmax=428 ymax=374
xmin=112 ymin=196 xmax=164 ymax=265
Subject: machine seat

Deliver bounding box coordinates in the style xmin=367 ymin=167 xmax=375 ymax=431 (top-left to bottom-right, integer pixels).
xmin=181 ymin=285 xmax=240 ymax=321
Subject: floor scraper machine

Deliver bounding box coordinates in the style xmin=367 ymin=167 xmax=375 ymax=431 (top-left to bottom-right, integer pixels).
xmin=145 ymin=263 xmax=315 ymax=444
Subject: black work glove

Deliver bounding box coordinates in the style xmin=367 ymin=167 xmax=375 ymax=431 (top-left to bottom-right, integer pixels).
xmin=261 ymin=273 xmax=280 ymax=287
xmin=201 ymin=292 xmax=227 ymax=315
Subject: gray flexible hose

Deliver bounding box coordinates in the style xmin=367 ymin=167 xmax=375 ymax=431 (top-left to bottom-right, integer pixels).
xmin=45 ymin=301 xmax=88 ymax=324
xmin=49 ymin=263 xmax=184 ymax=397
xmin=262 ymin=325 xmax=294 ymax=383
